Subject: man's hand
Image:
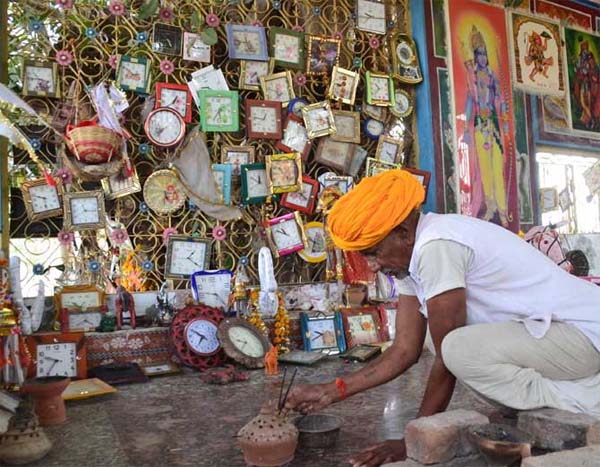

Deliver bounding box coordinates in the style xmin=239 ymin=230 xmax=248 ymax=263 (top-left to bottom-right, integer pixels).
xmin=283 ymin=382 xmax=337 ymax=414
xmin=348 ymin=439 xmax=407 ymax=467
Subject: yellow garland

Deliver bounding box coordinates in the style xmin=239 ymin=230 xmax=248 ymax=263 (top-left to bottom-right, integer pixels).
xmin=120 ymin=250 xmax=148 ymax=292
xmin=245 ymin=289 xmax=291 ymax=352
xmin=247 ymin=289 xmax=268 ymax=336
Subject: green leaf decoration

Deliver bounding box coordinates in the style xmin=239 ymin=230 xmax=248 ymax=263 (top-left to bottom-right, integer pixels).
xmin=200 ymin=28 xmax=218 ymax=46
xmin=191 ymin=11 xmax=205 ymax=33
xmin=138 ymin=0 xmax=160 ymax=21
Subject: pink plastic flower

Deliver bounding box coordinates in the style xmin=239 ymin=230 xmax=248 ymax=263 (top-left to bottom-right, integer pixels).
xmin=250 ymin=20 xmax=263 ymax=27
xmin=108 ymin=54 xmax=118 ymax=70
xmin=159 ymin=59 xmax=174 ymax=75
xmin=108 ymin=1 xmax=126 ymax=16
xmin=55 ymin=167 xmax=73 ymax=185
xmin=211 ymin=225 xmax=227 ymax=241
xmin=57 ymin=229 xmax=74 ymax=246
xmin=332 ymin=31 xmax=343 ymax=41
xmin=369 ymin=36 xmax=381 ymax=49
xmin=162 ymin=227 xmax=178 ymax=245
xmin=293 ymin=73 xmax=307 ymax=86
xmin=292 ymin=25 xmax=304 ymax=32
xmin=55 ymin=0 xmax=73 ymax=9
xmin=205 ymin=13 xmax=220 ymax=28
xmin=110 ymin=228 xmax=128 ymax=245
xmin=56 ymin=50 xmax=73 ymax=66
xmin=159 ymin=8 xmax=174 ymax=22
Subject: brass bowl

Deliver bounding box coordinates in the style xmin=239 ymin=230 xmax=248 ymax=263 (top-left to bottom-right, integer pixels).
xmin=470 ymin=424 xmax=532 ymax=467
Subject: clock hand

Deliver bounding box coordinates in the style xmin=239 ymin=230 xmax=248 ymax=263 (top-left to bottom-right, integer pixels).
xmin=275 ymin=228 xmax=289 ymax=237
xmin=43 ymin=356 xmax=61 ymax=362
xmin=191 ymin=330 xmax=207 ymax=341
xmin=46 ymin=360 xmax=58 ymax=376
xmin=311 ymin=331 xmax=324 ymax=341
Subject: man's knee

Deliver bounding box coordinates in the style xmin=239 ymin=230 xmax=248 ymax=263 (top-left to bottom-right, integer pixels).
xmin=441 ymin=326 xmax=477 ymax=379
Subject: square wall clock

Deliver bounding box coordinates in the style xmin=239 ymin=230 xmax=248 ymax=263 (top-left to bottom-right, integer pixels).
xmin=199 ymin=90 xmax=239 ymax=132
xmin=22 ymin=60 xmax=60 ymax=98
xmin=265 ymin=152 xmax=303 ymax=194
xmin=241 ymin=163 xmax=271 ymax=205
xmin=155 ymin=82 xmax=193 ymax=123
xmin=152 ymin=23 xmax=183 ymax=56
xmin=116 ymin=55 xmax=151 ymax=94
xmin=265 ymin=212 xmax=308 ymax=258
xmin=270 ymin=27 xmax=305 ymax=69
xmin=300 ymin=311 xmax=347 ymax=354
xmin=226 ymin=24 xmax=269 ymax=61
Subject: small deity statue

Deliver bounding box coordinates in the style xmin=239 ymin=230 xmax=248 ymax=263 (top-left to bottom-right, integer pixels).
xmin=264 ymin=346 xmax=278 ymax=376
xmin=115 ymin=283 xmax=136 ymax=329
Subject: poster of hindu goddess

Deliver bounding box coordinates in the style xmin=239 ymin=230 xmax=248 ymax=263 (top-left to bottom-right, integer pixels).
xmin=447 ymin=0 xmax=519 ymax=232
xmin=509 ymin=12 xmax=564 ymax=95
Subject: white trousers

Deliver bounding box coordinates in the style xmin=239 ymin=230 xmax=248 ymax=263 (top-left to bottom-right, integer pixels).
xmin=441 ymin=322 xmax=600 ymax=417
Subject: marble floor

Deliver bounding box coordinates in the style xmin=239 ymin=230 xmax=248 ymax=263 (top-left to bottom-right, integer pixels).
xmin=27 ymin=352 xmax=493 ymax=467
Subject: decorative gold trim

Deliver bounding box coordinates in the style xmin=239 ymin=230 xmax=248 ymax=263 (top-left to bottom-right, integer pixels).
xmin=375 ymin=135 xmax=404 ymax=165
xmin=63 ymin=190 xmax=106 ymax=231
xmin=331 ymin=110 xmax=361 ymax=143
xmin=101 ymin=169 xmax=141 ymax=200
xmin=239 ymin=59 xmax=274 ymax=91
xmin=21 ymin=178 xmax=63 ymax=221
xmin=328 ymin=66 xmax=359 ymax=105
xmin=266 ymin=152 xmax=303 ymax=194
xmin=260 ymin=71 xmax=295 ymax=107
xmin=301 ymin=101 xmax=336 ymax=139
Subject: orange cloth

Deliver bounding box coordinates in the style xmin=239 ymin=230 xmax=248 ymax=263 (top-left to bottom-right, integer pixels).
xmin=328 ymin=169 xmax=425 ymax=251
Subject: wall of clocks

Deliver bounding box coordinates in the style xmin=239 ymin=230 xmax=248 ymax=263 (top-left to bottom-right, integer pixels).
xmin=5 ymin=0 xmax=416 ymax=292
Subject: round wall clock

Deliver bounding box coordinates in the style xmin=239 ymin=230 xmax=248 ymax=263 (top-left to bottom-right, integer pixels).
xmin=390 ymin=89 xmax=413 ymax=118
xmin=217 ymin=318 xmax=271 ymax=369
xmin=143 ymin=169 xmax=187 ymax=214
xmin=171 ymin=305 xmax=226 ymax=370
xmin=298 ymin=221 xmax=327 ymax=263
xmin=144 ymin=107 xmax=186 ymax=147
xmin=363 ymin=118 xmax=385 ymax=140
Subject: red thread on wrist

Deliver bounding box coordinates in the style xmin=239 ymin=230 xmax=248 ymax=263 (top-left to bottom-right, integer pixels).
xmin=335 ymin=377 xmax=346 ymax=400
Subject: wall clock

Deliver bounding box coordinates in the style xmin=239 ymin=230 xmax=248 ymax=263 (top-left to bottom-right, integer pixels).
xmin=270 ymin=27 xmax=305 ymax=69
xmin=191 ymin=269 xmax=233 ymax=310
xmin=366 ymin=71 xmax=395 ymax=107
xmin=288 ymin=97 xmax=309 ymax=118
xmin=171 ymin=305 xmax=226 ymax=370
xmin=226 ymin=24 xmax=269 ymax=61
xmin=165 ymin=235 xmax=212 ymax=280
xmin=298 ymin=221 xmax=328 ymax=263
xmin=56 ymin=284 xmax=105 ymax=312
xmin=63 ymin=190 xmax=106 ymax=231
xmin=245 ymin=99 xmax=282 ymax=139
xmin=260 ymin=71 xmax=295 ymax=106
xmin=328 ymin=66 xmax=359 ymax=105
xmin=390 ymin=89 xmax=414 ymax=118
xmin=280 ymin=175 xmax=319 ymax=214
xmin=265 ymin=212 xmax=308 ymax=258
xmin=116 ymin=55 xmax=151 ymax=94
xmin=276 ymin=114 xmax=311 ymax=161
xmin=61 ymin=308 xmax=104 ymax=333
xmin=300 ymin=312 xmax=347 ymax=354
xmin=363 ymin=118 xmax=386 ymax=140
xmin=183 ymin=32 xmax=211 ymax=63
xmin=390 ymin=32 xmax=423 ymax=84
xmin=265 ymin=152 xmax=303 ymax=194
xmin=212 ymin=163 xmax=233 ymax=205
xmin=375 ymin=135 xmax=404 ymax=165
xmin=356 ymin=0 xmax=387 ymax=35
xmin=340 ymin=306 xmax=385 ymax=348
xmin=221 ymin=145 xmax=255 ymax=177
xmin=21 ymin=178 xmax=63 ymax=221
xmin=301 ymin=101 xmax=336 ymax=139
xmin=199 ymin=90 xmax=239 ymax=132
xmin=241 ymin=163 xmax=271 ymax=205
xmin=101 ymin=169 xmax=142 ymax=200
xmin=239 ymin=59 xmax=274 ymax=91
xmin=143 ymin=169 xmax=186 ymax=215
xmin=22 ymin=60 xmax=59 ymax=98
xmin=144 ymin=108 xmax=186 ymax=148
xmin=155 ymin=82 xmax=193 ymax=123
xmin=152 ymin=23 xmax=183 ymax=56
xmin=25 ymin=332 xmax=87 ymax=379
xmin=217 ymin=317 xmax=271 ymax=369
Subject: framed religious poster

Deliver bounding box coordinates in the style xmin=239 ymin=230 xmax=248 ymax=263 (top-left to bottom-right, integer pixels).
xmin=306 ymin=35 xmax=341 ymax=76
xmin=508 ymin=12 xmax=564 ymax=95
xmin=447 ymin=0 xmax=518 ymax=232
xmin=340 ymin=307 xmax=385 ymax=348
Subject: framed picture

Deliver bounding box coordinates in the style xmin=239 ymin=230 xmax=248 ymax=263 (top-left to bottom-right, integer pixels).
xmin=403 ymin=167 xmax=431 ymax=198
xmin=280 ymin=175 xmax=319 ymax=214
xmin=165 ymin=235 xmax=212 ymax=280
xmin=221 ymin=145 xmax=255 ymax=177
xmin=298 ymin=221 xmax=328 ymax=263
xmin=558 ymin=187 xmax=572 ymax=212
xmin=300 ymin=311 xmax=347 ymax=354
xmin=116 ymin=55 xmax=151 ymax=94
xmin=356 ymin=0 xmax=387 ymax=35
xmin=155 ymin=82 xmax=193 ymax=123
xmin=245 ymin=99 xmax=283 ymax=139
xmin=22 ymin=60 xmax=60 ymax=98
xmin=366 ymin=157 xmax=399 ymax=177
xmin=152 ymin=23 xmax=183 ymax=56
xmin=239 ymin=59 xmax=274 ymax=91
xmin=260 ymin=71 xmax=295 ymax=106
xmin=62 ymin=378 xmax=117 ymax=400
xmin=340 ymin=306 xmax=385 ymax=348
xmin=198 ymin=90 xmax=239 ymax=132
xmin=379 ymin=303 xmax=397 ymax=341
xmin=315 ymin=137 xmax=354 ymax=173
xmin=362 ymin=101 xmax=388 ymax=121
xmin=226 ymin=24 xmax=269 ymax=61
xmin=101 ymin=169 xmax=142 ymax=200
xmin=320 ymin=173 xmax=354 ymax=194
xmin=21 ymin=178 xmax=63 ymax=221
xmin=140 ymin=362 xmax=182 ymax=377
xmin=301 ymin=101 xmax=336 ymax=139
xmin=340 ymin=344 xmax=381 ymax=362
xmin=375 ymin=135 xmax=404 ymax=164
xmin=212 ymin=163 xmax=233 ymax=205
xmin=306 ymin=35 xmax=341 ymax=76
xmin=390 ymin=32 xmax=423 ymax=84
xmin=276 ymin=114 xmax=311 ymax=160
xmin=331 ymin=110 xmax=361 ymax=143
xmin=328 ymin=67 xmax=359 ymax=105
xmin=265 ymin=212 xmax=308 ymax=258
xmin=241 ymin=163 xmax=271 ymax=205
xmin=265 ymin=152 xmax=303 ymax=194
xmin=270 ymin=27 xmax=305 ymax=69
xmin=539 ymin=187 xmax=559 ymax=212
xmin=182 ymin=32 xmax=211 ymax=62
xmin=366 ymin=71 xmax=395 ymax=107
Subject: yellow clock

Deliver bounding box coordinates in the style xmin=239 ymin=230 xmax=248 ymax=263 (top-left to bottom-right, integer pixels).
xmin=298 ymin=221 xmax=327 ymax=263
xmin=143 ymin=169 xmax=187 ymax=215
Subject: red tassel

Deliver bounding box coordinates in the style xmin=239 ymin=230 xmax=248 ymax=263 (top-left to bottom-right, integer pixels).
xmin=18 ymin=336 xmax=32 ymax=368
xmin=125 ymin=161 xmax=134 ymax=178
xmin=0 ymin=344 xmax=6 ymax=369
xmin=44 ymin=171 xmax=57 ymax=187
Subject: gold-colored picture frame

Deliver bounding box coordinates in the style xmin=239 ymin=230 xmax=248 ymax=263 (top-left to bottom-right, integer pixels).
xmin=63 ymin=190 xmax=106 ymax=231
xmin=221 ymin=145 xmax=256 ymax=177
xmin=55 ymin=283 xmax=105 ymax=315
xmin=331 ymin=110 xmax=361 ymax=143
xmin=306 ymin=35 xmax=341 ymax=76
xmin=365 ymin=157 xmax=400 ymax=177
xmin=260 ymin=71 xmax=295 ymax=107
xmin=101 ymin=170 xmax=142 ymax=200
xmin=21 ymin=178 xmax=63 ymax=221
xmin=62 ymin=378 xmax=117 ymax=401
xmin=328 ymin=67 xmax=359 ymax=105
xmin=22 ymin=60 xmax=60 ymax=98
xmin=239 ymin=59 xmax=274 ymax=91
xmin=301 ymin=101 xmax=336 ymax=139
xmin=375 ymin=135 xmax=405 ymax=165
xmin=266 ymin=152 xmax=303 ymax=194
xmin=362 ymin=100 xmax=388 ymax=121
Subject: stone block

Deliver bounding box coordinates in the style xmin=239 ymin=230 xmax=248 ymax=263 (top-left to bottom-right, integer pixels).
xmin=521 ymin=445 xmax=600 ymax=467
xmin=381 ymin=460 xmax=422 ymax=467
xmin=517 ymin=408 xmax=600 ymax=451
xmin=404 ymin=409 xmax=489 ymax=464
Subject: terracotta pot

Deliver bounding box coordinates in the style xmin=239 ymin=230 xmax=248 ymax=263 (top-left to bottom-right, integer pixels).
xmin=238 ymin=407 xmax=298 ymax=467
xmin=21 ymin=377 xmax=70 ymax=426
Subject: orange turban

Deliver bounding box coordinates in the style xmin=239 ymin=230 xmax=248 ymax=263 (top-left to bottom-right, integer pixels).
xmin=328 ymin=169 xmax=425 ymax=251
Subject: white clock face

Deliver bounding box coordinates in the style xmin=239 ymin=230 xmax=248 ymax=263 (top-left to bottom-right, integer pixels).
xmin=366 ymin=119 xmax=385 ymax=138
xmin=281 ymin=120 xmax=308 ymax=152
xmin=333 ymin=114 xmax=358 ymax=140
xmin=206 ymin=97 xmax=233 ymax=126
xmin=147 ymin=109 xmax=183 ymax=146
xmin=246 ymin=169 xmax=269 ymax=198
xmin=370 ymin=77 xmax=390 ymax=101
xmin=225 ymin=152 xmax=249 ymax=176
xmin=25 ymin=66 xmax=54 ymax=93
xmin=265 ymin=78 xmax=291 ymax=102
xmin=250 ymin=106 xmax=278 ymax=134
xmin=70 ymin=197 xmax=100 ymax=225
xmin=185 ymin=319 xmax=220 ymax=355
xmin=272 ymin=219 xmax=302 ymax=250
xmin=380 ymin=141 xmax=399 ymax=164
xmin=120 ymin=62 xmax=146 ymax=88
xmin=307 ymin=108 xmax=332 ymax=132
xmin=307 ymin=319 xmax=337 ymax=349
xmin=243 ymin=61 xmax=270 ymax=86
xmin=274 ymin=34 xmax=300 ymax=63
xmin=303 ymin=225 xmax=327 ymax=260
xmin=232 ymin=31 xmax=262 ymax=55
xmin=291 ymin=99 xmax=308 ymax=117
xmin=392 ymin=90 xmax=411 ymax=117
xmin=396 ymin=41 xmax=414 ymax=65
xmin=68 ymin=312 xmax=102 ymax=331
xmin=29 ymin=184 xmax=61 ymax=213
xmin=184 ymin=33 xmax=211 ymax=62
xmin=357 ymin=0 xmax=387 ymax=35
xmin=36 ymin=343 xmax=77 ymax=378
xmin=228 ymin=326 xmax=265 ymax=358
xmin=285 ymin=181 xmax=312 ymax=208
xmin=169 ymin=241 xmax=207 ymax=277
xmin=61 ymin=291 xmax=101 ymax=310
xmin=193 ymin=272 xmax=232 ymax=308
xmin=159 ymin=89 xmax=188 ymax=119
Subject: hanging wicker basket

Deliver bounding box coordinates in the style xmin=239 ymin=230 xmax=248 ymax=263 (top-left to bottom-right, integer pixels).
xmin=60 ymin=143 xmax=125 ymax=183
xmin=65 ymin=120 xmax=122 ymax=165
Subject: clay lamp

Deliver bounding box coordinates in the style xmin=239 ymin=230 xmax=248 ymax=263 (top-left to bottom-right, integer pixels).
xmin=21 ymin=377 xmax=70 ymax=426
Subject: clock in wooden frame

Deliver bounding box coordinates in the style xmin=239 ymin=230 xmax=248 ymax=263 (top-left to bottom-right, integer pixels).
xmin=280 ymin=175 xmax=319 ymax=214
xmin=300 ymin=311 xmax=347 ymax=354
xmin=21 ymin=178 xmax=63 ymax=221
xmin=25 ymin=332 xmax=87 ymax=379
xmin=218 ymin=318 xmax=271 ymax=369
xmin=165 ymin=235 xmax=212 ymax=280
xmin=56 ymin=284 xmax=105 ymax=312
xmin=63 ymin=190 xmax=106 ymax=231
xmin=22 ymin=60 xmax=60 ymax=98
xmin=276 ymin=114 xmax=312 ymax=161
xmin=241 ymin=163 xmax=272 ymax=205
xmin=155 ymin=82 xmax=193 ymax=123
xmin=61 ymin=308 xmax=105 ymax=333
xmin=221 ymin=145 xmax=255 ymax=177
xmin=245 ymin=99 xmax=282 ymax=140
xmin=340 ymin=306 xmax=385 ymax=348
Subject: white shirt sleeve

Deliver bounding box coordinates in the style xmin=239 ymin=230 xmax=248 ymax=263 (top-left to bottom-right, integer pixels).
xmin=396 ymin=276 xmax=418 ymax=296
xmin=417 ymin=239 xmax=472 ymax=301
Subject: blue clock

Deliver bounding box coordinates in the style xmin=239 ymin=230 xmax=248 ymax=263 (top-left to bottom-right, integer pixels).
xmin=288 ymin=97 xmax=310 ymax=118
xmin=300 ymin=311 xmax=347 ymax=354
xmin=362 ymin=117 xmax=385 ymax=140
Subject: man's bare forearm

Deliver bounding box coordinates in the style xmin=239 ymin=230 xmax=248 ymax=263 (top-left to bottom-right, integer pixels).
xmin=417 ymin=355 xmax=456 ymax=417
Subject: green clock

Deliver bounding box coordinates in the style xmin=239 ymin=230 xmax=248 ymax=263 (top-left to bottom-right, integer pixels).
xmin=199 ymin=90 xmax=239 ymax=132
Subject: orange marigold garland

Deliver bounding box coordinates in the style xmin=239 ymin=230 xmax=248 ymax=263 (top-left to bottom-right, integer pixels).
xmin=272 ymin=293 xmax=291 ymax=353
xmin=247 ymin=289 xmax=268 ymax=336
